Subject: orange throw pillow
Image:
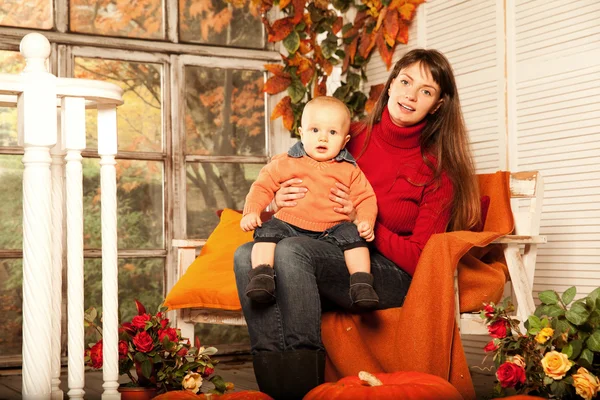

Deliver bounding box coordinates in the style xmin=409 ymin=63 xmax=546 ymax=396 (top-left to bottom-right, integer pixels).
xmin=163 ymin=209 xmax=253 ymax=311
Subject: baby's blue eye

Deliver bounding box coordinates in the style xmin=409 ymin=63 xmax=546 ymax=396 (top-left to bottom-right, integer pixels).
xmin=312 ymin=128 xmax=318 ymax=133
xmin=329 ymin=130 xmax=337 ymax=135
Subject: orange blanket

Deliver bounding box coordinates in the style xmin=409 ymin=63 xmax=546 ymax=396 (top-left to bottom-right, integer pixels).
xmin=321 ymin=171 xmax=514 ymax=400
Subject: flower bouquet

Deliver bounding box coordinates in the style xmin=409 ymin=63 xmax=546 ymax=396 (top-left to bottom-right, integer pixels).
xmin=482 ymin=287 xmax=600 ymax=399
xmin=84 ymin=300 xmax=233 ymax=395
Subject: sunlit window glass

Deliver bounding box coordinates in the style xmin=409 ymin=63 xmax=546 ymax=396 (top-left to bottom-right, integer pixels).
xmin=83 ymin=158 xmax=164 ymax=249
xmin=179 ymin=0 xmax=264 ymax=49
xmin=0 ymin=50 xmax=24 ymax=147
xmin=0 ymin=259 xmax=22 ymax=357
xmin=0 ymin=156 xmax=22 ymax=249
xmin=74 ymin=57 xmax=163 ymax=152
xmin=186 ymin=162 xmax=263 ymax=238
xmin=70 ymin=0 xmax=165 ymax=39
xmin=184 ymin=66 xmax=265 ymax=156
xmin=0 ymin=0 xmax=53 ymax=30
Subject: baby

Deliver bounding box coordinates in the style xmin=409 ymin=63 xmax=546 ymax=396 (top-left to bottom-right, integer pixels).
xmin=240 ymin=96 xmax=379 ymax=309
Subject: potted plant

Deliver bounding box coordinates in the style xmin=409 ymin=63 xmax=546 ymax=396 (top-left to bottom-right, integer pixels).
xmin=481 ymin=287 xmax=600 ymax=399
xmin=85 ymin=300 xmax=233 ymax=398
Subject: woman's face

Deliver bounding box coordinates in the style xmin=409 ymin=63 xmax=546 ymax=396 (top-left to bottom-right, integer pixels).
xmin=386 ymin=62 xmax=443 ymax=127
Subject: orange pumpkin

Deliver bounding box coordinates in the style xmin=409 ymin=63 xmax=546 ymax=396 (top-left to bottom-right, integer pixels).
xmin=153 ymin=390 xmax=273 ymax=400
xmin=304 ymin=371 xmax=463 ymax=400
xmin=493 ymin=396 xmax=546 ymax=400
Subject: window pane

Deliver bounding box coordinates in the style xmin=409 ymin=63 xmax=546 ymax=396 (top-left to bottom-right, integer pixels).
xmin=0 ymin=259 xmax=22 ymax=357
xmin=84 ymin=257 xmax=164 ymax=345
xmin=0 ymin=155 xmax=23 ymax=249
xmin=0 ymin=50 xmax=25 ymax=147
xmin=70 ymin=0 xmax=164 ymax=39
xmin=194 ymin=323 xmax=249 ymax=351
xmin=185 ymin=66 xmax=265 ymax=156
xmin=179 ymin=0 xmax=264 ymax=49
xmin=186 ymin=162 xmax=263 ymax=238
xmin=83 ymin=158 xmax=164 ymax=249
xmin=0 ymin=0 xmax=52 ymax=30
xmin=74 ymin=57 xmax=163 ymax=152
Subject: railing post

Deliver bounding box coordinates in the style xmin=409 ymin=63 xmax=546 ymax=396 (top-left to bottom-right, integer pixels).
xmin=18 ymin=32 xmax=57 ymax=400
xmin=98 ymin=105 xmax=120 ymax=399
xmin=62 ymin=96 xmax=87 ymax=400
xmin=51 ymin=113 xmax=66 ymax=400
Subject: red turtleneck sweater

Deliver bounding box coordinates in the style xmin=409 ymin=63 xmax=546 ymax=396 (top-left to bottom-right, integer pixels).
xmin=346 ymin=108 xmax=454 ymax=276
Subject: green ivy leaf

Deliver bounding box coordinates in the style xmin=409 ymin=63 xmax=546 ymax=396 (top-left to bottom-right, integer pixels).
xmin=562 ymin=286 xmax=576 ymax=305
xmin=335 ymin=49 xmax=346 ymax=59
xmin=539 ymin=290 xmax=560 ymax=305
xmin=586 ymin=330 xmax=600 ymax=352
xmin=579 ymin=348 xmax=594 ymax=368
xmin=141 ymin=360 xmax=152 ymax=379
xmin=333 ymin=83 xmax=351 ymax=101
xmin=347 ymin=72 xmax=361 ymax=90
xmin=283 ymin=30 xmax=300 ymax=54
xmin=287 ymin=79 xmax=305 ymax=104
xmin=341 ymin=22 xmax=353 ymax=35
xmin=566 ymin=301 xmax=590 ymax=326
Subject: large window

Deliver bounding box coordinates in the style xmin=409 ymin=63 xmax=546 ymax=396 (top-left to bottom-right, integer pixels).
xmin=0 ymin=1 xmax=275 ymax=364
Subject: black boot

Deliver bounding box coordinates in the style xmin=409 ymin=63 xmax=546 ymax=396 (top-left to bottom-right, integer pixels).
xmin=252 ymin=350 xmax=325 ymax=400
xmin=349 ymin=272 xmax=379 ymax=309
xmin=246 ymin=264 xmax=276 ymax=303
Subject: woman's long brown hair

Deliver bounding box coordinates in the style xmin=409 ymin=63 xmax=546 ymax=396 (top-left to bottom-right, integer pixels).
xmin=353 ymin=49 xmax=480 ymax=231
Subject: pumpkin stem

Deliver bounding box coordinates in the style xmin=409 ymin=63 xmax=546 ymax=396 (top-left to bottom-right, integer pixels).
xmin=358 ymin=371 xmax=383 ymax=387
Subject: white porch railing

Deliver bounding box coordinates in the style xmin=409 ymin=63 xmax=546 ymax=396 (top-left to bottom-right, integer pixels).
xmin=0 ymin=33 xmax=123 ymax=399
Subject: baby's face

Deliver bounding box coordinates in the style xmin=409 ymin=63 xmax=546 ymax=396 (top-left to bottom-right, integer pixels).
xmin=299 ymin=103 xmax=350 ymax=162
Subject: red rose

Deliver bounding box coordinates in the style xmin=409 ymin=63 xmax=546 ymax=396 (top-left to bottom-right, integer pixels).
xmin=160 ymin=318 xmax=169 ymax=329
xmin=484 ymin=340 xmax=499 ymax=352
xmin=177 ymin=347 xmax=188 ymax=357
xmin=133 ymin=331 xmax=154 ymax=353
xmin=118 ymin=340 xmax=129 ymax=359
xmin=496 ymin=361 xmax=526 ymax=388
xmin=131 ymin=314 xmax=151 ymax=330
xmin=120 ymin=322 xmax=137 ymax=335
xmin=158 ymin=327 xmax=178 ymax=343
xmin=483 ymin=304 xmax=495 ymax=318
xmin=87 ymin=340 xmax=103 ymax=369
xmin=202 ymin=367 xmax=214 ymax=377
xmin=488 ymin=320 xmax=510 ymax=339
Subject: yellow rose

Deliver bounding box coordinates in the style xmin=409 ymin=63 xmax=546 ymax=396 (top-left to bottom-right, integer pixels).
xmin=511 ymin=354 xmax=526 ymax=368
xmin=573 ymin=367 xmax=600 ymax=400
xmin=182 ymin=372 xmax=203 ymax=394
xmin=541 ymin=351 xmax=573 ymax=380
xmin=535 ymin=327 xmax=554 ymax=344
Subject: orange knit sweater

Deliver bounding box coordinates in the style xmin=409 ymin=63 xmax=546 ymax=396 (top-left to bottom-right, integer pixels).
xmin=243 ymin=153 xmax=377 ymax=232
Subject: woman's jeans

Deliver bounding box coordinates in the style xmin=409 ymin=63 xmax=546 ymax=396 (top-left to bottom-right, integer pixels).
xmin=233 ymin=236 xmax=412 ymax=354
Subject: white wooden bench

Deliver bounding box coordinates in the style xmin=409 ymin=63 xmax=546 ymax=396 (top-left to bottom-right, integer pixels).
xmin=173 ymin=171 xmax=546 ymax=342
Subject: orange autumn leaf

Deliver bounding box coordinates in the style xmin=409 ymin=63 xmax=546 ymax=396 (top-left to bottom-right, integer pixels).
xmin=365 ymin=83 xmax=384 ymax=113
xmin=396 ymin=21 xmax=409 ymax=44
xmin=383 ymin=9 xmax=400 ymax=47
xmin=271 ymin=96 xmax=294 ymax=131
xmin=291 ymin=0 xmax=305 ymax=23
xmin=374 ymin=7 xmax=387 ymax=32
xmin=347 ymin=35 xmax=359 ymax=64
xmin=332 ymin=16 xmax=343 ymax=34
xmin=376 ymin=30 xmax=393 ymax=70
xmin=279 ymin=0 xmax=291 ymax=9
xmin=400 ymin=0 xmax=425 ymax=21
xmin=299 ymin=39 xmax=313 ymax=55
xmin=314 ymin=75 xmax=327 ymax=98
xmin=264 ymin=64 xmax=289 ymax=77
xmin=264 ymin=75 xmax=292 ymax=94
xmin=358 ymin=29 xmax=377 ymax=60
xmin=268 ymin=17 xmax=295 ymax=42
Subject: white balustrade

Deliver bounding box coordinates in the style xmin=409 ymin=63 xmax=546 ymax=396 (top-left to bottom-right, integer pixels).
xmin=0 ymin=33 xmax=123 ymax=399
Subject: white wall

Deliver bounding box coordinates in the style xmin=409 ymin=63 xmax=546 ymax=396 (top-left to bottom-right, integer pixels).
xmin=365 ymin=0 xmax=600 ymax=371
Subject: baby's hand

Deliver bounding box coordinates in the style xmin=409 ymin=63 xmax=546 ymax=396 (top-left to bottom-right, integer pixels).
xmin=356 ymin=221 xmax=375 ymax=242
xmin=240 ymin=213 xmax=262 ymax=232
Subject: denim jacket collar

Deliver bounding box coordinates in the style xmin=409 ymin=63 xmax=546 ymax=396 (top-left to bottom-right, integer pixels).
xmin=287 ymin=142 xmax=357 ymax=167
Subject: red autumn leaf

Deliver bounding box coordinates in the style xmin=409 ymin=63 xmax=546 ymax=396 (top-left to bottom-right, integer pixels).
xmin=353 ymin=10 xmax=369 ymax=30
xmin=383 ymin=9 xmax=400 ymax=47
xmin=314 ymin=75 xmax=327 ymax=98
xmin=271 ymin=96 xmax=294 ymax=131
xmin=374 ymin=7 xmax=387 ymax=32
xmin=343 ymin=25 xmax=358 ymax=39
xmin=365 ymin=84 xmax=384 ymax=113
xmin=358 ymin=29 xmax=377 ymax=60
xmin=134 ymin=299 xmax=146 ymax=316
xmin=332 ymin=16 xmax=343 ymax=34
xmin=264 ymin=75 xmax=292 ymax=94
xmin=264 ymin=64 xmax=289 ymax=78
xmin=376 ymin=30 xmax=393 ymax=70
xmin=299 ymin=39 xmax=313 ymax=55
xmin=268 ymin=17 xmax=295 ymax=42
xmin=347 ymin=35 xmax=359 ymax=64
xmin=396 ymin=21 xmax=409 ymax=44
xmin=291 ymin=0 xmax=305 ymax=23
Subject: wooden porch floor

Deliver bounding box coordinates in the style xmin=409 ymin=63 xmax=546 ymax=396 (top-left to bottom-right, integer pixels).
xmin=0 ymin=356 xmax=497 ymax=399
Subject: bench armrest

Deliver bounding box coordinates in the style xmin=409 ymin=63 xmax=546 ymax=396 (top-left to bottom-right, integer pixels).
xmin=492 ymin=235 xmax=547 ymax=244
xmin=172 ymin=239 xmax=207 ymax=277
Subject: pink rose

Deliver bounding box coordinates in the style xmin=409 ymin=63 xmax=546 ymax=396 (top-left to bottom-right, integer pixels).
xmin=87 ymin=340 xmax=103 ymax=369
xmin=484 ymin=340 xmax=499 ymax=352
xmin=496 ymin=362 xmax=526 ymax=388
xmin=158 ymin=327 xmax=179 ymax=343
xmin=118 ymin=340 xmax=129 ymax=359
xmin=488 ymin=320 xmax=510 ymax=339
xmin=133 ymin=331 xmax=154 ymax=353
xmin=483 ymin=304 xmax=495 ymax=318
xmin=131 ymin=314 xmax=151 ymax=330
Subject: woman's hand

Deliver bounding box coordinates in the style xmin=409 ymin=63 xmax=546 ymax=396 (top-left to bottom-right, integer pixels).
xmin=330 ymin=182 xmax=356 ymax=220
xmin=274 ymin=178 xmax=308 ymax=211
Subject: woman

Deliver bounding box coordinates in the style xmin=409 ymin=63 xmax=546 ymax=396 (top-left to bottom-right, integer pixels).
xmin=234 ymin=49 xmax=480 ymax=399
